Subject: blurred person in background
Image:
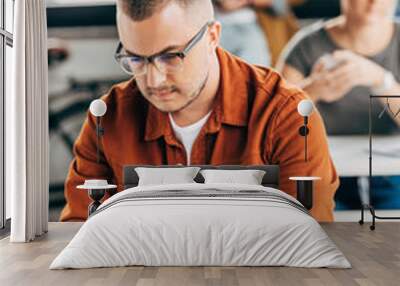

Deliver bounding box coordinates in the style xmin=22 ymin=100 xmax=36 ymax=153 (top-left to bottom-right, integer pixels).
xmin=278 ymin=0 xmax=400 ymax=135
xmin=278 ymin=0 xmax=400 ymax=209
xmin=214 ymin=0 xmax=302 ymax=66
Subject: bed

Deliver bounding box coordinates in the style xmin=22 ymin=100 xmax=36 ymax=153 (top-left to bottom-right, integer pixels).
xmin=50 ymin=165 xmax=350 ymax=269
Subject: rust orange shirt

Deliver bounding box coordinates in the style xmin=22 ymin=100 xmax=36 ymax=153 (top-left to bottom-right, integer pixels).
xmin=60 ymin=48 xmax=339 ymax=222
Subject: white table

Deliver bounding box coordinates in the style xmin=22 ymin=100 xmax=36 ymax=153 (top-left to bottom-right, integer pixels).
xmin=328 ymin=135 xmax=400 ymax=177
xmin=328 ymin=135 xmax=400 ymax=205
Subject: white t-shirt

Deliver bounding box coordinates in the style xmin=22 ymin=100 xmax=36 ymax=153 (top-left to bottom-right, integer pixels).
xmin=169 ymin=112 xmax=212 ymax=165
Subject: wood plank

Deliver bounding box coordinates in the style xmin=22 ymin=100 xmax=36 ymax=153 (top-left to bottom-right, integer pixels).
xmin=0 ymin=222 xmax=399 ymax=286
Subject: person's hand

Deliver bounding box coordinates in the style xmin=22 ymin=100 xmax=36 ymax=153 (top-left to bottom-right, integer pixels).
xmin=304 ymin=59 xmax=346 ymax=103
xmin=328 ymin=50 xmax=385 ymax=89
xmin=306 ymin=50 xmax=385 ymax=103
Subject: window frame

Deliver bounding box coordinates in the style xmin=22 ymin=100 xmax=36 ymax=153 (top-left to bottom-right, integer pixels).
xmin=0 ymin=0 xmax=13 ymax=232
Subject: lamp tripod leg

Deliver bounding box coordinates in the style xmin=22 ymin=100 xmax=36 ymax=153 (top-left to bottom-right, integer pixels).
xmin=369 ymin=206 xmax=376 ymax=231
xmin=359 ymin=204 xmax=364 ymax=225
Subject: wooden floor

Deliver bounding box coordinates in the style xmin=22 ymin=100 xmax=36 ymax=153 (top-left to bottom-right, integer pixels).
xmin=0 ymin=222 xmax=399 ymax=286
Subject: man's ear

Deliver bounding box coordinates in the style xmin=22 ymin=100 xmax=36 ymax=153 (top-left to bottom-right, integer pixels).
xmin=208 ymin=21 xmax=221 ymax=52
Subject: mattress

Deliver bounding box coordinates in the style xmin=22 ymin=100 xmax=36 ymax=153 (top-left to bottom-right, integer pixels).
xmin=50 ymin=183 xmax=351 ymax=269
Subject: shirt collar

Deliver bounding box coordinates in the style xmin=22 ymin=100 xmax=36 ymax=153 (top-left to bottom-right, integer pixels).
xmin=145 ymin=47 xmax=249 ymax=142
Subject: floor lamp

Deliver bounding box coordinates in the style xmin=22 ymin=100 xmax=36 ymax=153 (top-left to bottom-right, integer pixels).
xmin=359 ymin=95 xmax=400 ymax=230
xmin=77 ymin=99 xmax=116 ymax=216
xmin=290 ymin=99 xmax=321 ymax=210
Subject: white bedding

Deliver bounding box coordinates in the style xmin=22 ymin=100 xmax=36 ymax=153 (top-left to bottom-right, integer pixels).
xmin=50 ymin=183 xmax=351 ymax=269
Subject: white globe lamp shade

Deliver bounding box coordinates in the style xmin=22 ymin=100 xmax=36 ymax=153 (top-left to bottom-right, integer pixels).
xmin=89 ymin=99 xmax=107 ymax=117
xmin=297 ymin=99 xmax=314 ymax=117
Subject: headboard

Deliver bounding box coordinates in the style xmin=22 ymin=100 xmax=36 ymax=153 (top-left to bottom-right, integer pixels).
xmin=123 ymin=165 xmax=280 ymax=189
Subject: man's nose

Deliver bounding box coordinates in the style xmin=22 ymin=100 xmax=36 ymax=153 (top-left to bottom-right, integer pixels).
xmin=146 ymin=63 xmax=167 ymax=88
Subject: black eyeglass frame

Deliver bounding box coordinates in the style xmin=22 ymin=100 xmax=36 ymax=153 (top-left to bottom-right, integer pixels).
xmin=114 ymin=21 xmax=215 ymax=76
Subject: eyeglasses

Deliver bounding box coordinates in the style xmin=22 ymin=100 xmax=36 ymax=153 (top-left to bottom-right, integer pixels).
xmin=114 ymin=21 xmax=214 ymax=77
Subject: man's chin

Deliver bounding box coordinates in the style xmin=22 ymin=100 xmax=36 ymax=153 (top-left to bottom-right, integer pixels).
xmin=144 ymin=93 xmax=182 ymax=112
xmin=146 ymin=86 xmax=202 ymax=113
xmin=151 ymin=101 xmax=187 ymax=113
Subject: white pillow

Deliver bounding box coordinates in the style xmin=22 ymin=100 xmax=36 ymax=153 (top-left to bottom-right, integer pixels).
xmin=200 ymin=169 xmax=266 ymax=185
xmin=135 ymin=167 xmax=201 ymax=186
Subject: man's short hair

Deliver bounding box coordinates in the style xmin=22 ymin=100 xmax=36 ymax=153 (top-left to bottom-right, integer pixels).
xmin=118 ymin=0 xmax=199 ymax=21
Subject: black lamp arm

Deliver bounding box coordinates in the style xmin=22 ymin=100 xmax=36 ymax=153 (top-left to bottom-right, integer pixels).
xmin=95 ymin=117 xmax=105 ymax=163
xmin=298 ymin=116 xmax=309 ymax=162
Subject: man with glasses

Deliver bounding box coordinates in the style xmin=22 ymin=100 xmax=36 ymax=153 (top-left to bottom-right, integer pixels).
xmin=60 ymin=0 xmax=339 ymax=222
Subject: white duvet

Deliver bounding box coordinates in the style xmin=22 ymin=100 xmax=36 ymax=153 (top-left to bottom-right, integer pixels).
xmin=50 ymin=183 xmax=351 ymax=269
